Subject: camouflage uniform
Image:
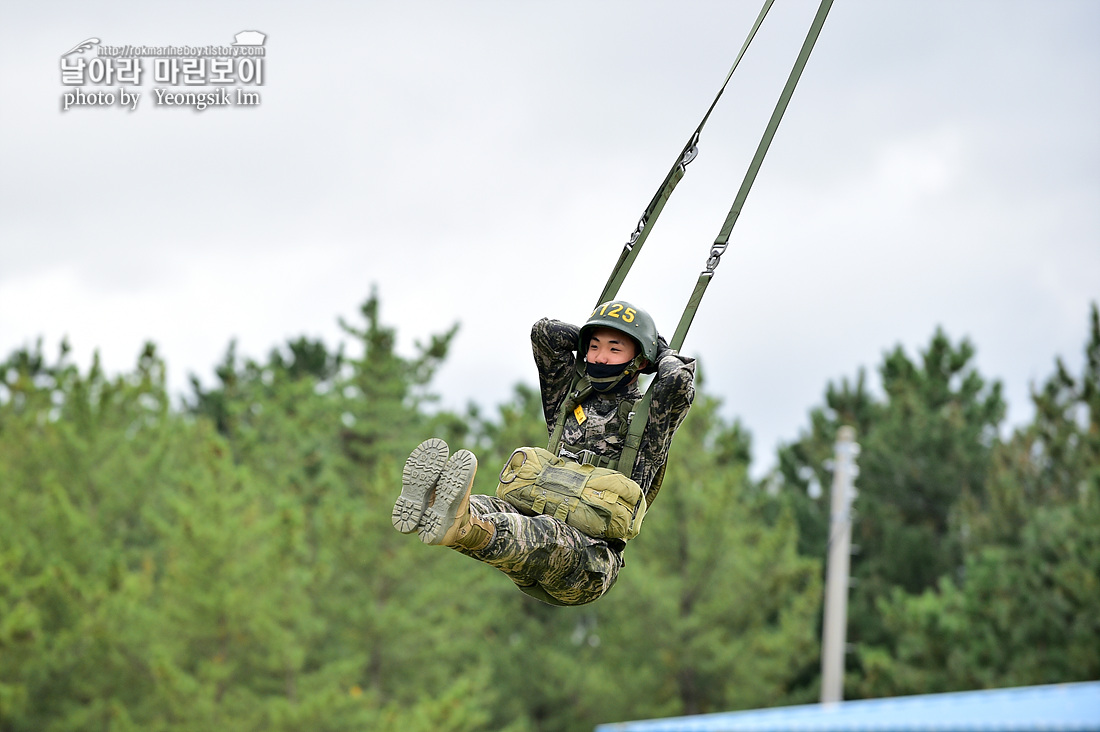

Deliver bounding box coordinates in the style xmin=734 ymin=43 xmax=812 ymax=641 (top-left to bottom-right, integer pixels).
xmin=458 ymin=318 xmax=695 ymax=605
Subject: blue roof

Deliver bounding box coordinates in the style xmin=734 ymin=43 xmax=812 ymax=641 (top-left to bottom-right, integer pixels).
xmin=595 ymin=682 xmax=1100 ymax=732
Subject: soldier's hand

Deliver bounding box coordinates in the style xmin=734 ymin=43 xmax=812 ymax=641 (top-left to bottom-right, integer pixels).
xmin=655 ymin=335 xmax=672 ymax=361
xmin=642 ymin=335 xmax=672 ymax=374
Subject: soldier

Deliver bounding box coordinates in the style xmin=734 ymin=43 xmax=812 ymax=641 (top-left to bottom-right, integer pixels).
xmin=391 ymin=300 xmax=695 ymax=606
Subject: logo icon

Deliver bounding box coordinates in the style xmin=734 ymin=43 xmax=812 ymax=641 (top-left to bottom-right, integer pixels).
xmin=61 ymin=38 xmax=100 ymax=58
xmin=233 ymin=31 xmax=266 ymax=46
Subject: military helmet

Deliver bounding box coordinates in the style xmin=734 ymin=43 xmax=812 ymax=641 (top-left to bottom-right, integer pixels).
xmin=579 ymin=300 xmax=660 ymax=364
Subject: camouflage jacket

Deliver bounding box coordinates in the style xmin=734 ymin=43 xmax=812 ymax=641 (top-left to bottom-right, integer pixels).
xmin=530 ymin=318 xmax=695 ymax=507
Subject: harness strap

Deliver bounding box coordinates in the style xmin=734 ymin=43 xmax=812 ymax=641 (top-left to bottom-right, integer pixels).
xmin=558 ymin=445 xmax=614 ymax=470
xmin=547 ymin=372 xmax=591 ymax=456
xmin=556 ymin=0 xmax=835 ymax=481
xmin=547 ymin=356 xmax=639 ymax=465
xmin=616 ymin=389 xmax=653 ymax=488
xmin=668 ymin=0 xmax=835 ymax=353
xmin=596 ymin=0 xmax=777 ymax=308
xmin=618 ymin=0 xmax=836 ymax=476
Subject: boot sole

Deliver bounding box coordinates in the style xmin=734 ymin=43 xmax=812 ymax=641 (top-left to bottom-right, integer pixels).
xmin=392 ymin=438 xmax=449 ymax=533
xmin=418 ymin=449 xmax=476 ymax=545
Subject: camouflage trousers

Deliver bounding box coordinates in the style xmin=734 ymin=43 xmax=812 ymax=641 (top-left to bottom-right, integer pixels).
xmin=455 ymin=494 xmax=624 ymax=606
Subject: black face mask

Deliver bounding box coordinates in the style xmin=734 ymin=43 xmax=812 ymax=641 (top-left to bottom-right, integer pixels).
xmin=585 ymin=360 xmax=632 ymax=393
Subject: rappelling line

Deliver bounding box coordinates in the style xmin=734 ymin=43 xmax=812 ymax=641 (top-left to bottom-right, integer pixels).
xmin=553 ymin=0 xmax=834 ymax=476
xmin=666 ymin=0 xmax=835 ymax=353
xmin=557 ymin=0 xmax=777 ymax=461
xmin=595 ymin=0 xmax=777 ymax=308
xmin=615 ymin=0 xmax=835 ymax=478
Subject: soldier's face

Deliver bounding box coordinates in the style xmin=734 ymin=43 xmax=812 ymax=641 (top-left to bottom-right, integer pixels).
xmin=586 ymin=328 xmax=637 ymax=366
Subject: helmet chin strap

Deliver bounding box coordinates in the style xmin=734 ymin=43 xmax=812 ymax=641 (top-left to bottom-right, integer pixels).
xmin=585 ymin=355 xmax=647 ymax=392
xmin=586 ymin=371 xmax=630 ymax=392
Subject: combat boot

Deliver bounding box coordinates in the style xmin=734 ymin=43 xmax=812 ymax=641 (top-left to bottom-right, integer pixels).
xmin=418 ymin=449 xmax=494 ymax=551
xmin=392 ymin=438 xmax=449 ymax=534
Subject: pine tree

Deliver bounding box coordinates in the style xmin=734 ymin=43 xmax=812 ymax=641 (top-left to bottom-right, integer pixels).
xmin=857 ymin=304 xmax=1100 ymax=696
xmin=773 ymin=327 xmax=1006 ymax=696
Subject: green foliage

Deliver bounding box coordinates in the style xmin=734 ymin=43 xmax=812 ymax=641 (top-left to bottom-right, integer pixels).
xmin=857 ymin=305 xmax=1100 ymax=697
xmin=775 ymin=327 xmax=1006 ymax=661
xmin=858 ymin=488 xmax=1100 ymax=696
xmin=774 ymin=307 xmax=1099 ymax=701
xmin=1 ymin=295 xmax=1096 ymax=730
xmin=607 ymin=392 xmax=821 ymax=718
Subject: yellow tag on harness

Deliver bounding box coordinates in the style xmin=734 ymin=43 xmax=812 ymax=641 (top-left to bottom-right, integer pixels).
xmin=574 ymin=404 xmax=587 ymax=425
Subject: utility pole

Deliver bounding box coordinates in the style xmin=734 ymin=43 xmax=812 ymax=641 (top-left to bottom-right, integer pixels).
xmin=821 ymin=426 xmax=859 ymax=704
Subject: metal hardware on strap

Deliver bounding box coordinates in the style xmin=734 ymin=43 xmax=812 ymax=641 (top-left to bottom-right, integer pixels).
xmin=558 ymin=446 xmax=613 ymax=469
xmin=626 ymin=216 xmax=646 ymax=249
xmin=705 ymin=242 xmax=728 ymax=273
xmin=498 ymin=449 xmax=527 ymax=485
xmin=680 ymin=132 xmax=700 ymax=168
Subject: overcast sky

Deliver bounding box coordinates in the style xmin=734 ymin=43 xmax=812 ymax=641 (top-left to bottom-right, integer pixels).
xmin=2 ymin=1 xmax=1098 ymax=476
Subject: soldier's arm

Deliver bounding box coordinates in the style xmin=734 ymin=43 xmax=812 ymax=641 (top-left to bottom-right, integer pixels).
xmin=649 ymin=335 xmax=696 ymax=410
xmin=531 ymin=318 xmax=581 ymax=431
xmin=639 ymin=342 xmax=696 ymax=505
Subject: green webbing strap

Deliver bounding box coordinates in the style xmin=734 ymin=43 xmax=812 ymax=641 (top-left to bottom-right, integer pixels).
xmin=616 ymin=389 xmax=655 ymax=487
xmin=547 ymin=368 xmax=591 ymax=456
xmin=596 ymin=0 xmax=777 ymax=307
xmin=712 ymin=0 xmax=834 ymax=255
xmin=617 ymin=0 xmax=835 ymax=477
xmin=666 ymin=0 xmax=835 ymax=353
